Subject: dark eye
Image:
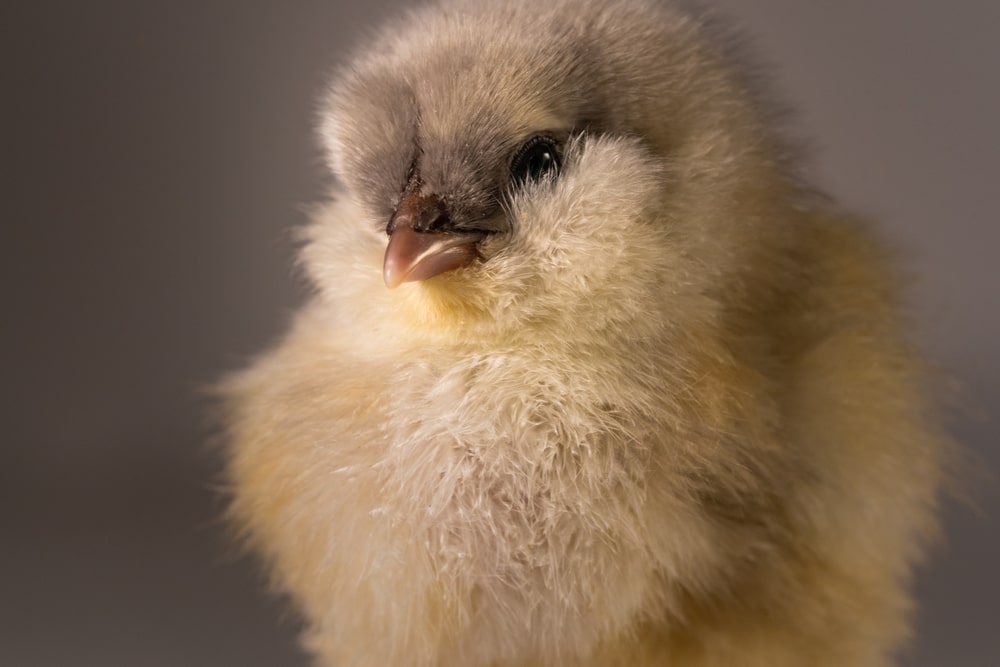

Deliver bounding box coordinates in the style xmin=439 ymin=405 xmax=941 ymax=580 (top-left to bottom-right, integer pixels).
xmin=510 ymin=136 xmax=561 ymax=186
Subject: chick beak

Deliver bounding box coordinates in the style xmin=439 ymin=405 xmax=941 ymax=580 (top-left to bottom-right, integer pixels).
xmin=383 ymin=191 xmax=485 ymax=289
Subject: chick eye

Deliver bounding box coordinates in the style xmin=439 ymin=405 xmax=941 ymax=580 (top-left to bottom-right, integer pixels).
xmin=510 ymin=136 xmax=561 ymax=186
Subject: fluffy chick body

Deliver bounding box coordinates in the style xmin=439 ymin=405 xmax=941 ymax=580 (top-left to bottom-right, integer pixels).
xmin=223 ymin=1 xmax=943 ymax=665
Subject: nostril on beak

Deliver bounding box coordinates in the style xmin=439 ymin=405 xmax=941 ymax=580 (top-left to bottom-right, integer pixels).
xmin=414 ymin=196 xmax=450 ymax=233
xmin=388 ymin=190 xmax=453 ymax=235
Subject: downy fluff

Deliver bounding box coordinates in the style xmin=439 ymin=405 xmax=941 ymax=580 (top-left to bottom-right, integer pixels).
xmin=222 ymin=1 xmax=945 ymax=665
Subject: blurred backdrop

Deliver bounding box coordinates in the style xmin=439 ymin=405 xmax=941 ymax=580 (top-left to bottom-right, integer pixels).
xmin=3 ymin=1 xmax=997 ymax=665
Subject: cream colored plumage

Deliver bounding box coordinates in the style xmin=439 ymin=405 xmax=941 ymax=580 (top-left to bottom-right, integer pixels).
xmin=221 ymin=1 xmax=944 ymax=665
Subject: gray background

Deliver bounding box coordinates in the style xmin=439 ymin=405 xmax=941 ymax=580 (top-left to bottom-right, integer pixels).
xmin=3 ymin=1 xmax=997 ymax=665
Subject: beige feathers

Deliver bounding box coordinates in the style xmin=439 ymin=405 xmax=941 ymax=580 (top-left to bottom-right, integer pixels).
xmin=221 ymin=1 xmax=945 ymax=665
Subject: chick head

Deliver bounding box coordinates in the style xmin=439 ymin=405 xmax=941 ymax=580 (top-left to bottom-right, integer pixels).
xmin=307 ymin=0 xmax=792 ymax=348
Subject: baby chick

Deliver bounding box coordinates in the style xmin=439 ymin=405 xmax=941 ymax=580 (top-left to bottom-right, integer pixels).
xmin=222 ymin=1 xmax=944 ymax=665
